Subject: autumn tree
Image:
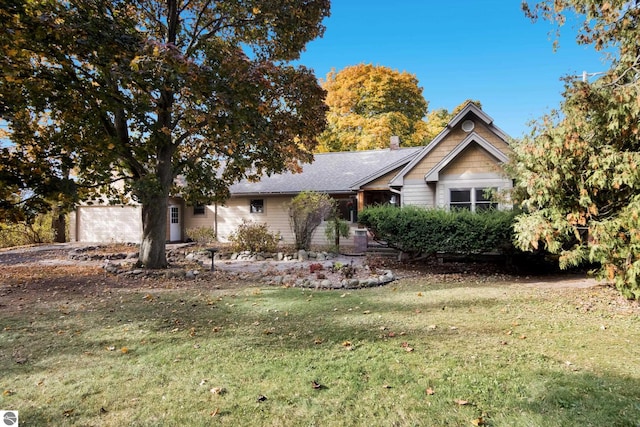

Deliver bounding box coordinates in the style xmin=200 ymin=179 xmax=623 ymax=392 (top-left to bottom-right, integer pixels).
xmin=423 ymin=99 xmax=483 ymax=141
xmin=317 ymin=64 xmax=429 ymax=151
xmin=0 ymin=0 xmax=329 ymax=268
xmin=512 ymin=1 xmax=640 ymax=298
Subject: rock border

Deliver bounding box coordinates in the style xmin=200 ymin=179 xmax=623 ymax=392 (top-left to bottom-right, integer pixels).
xmin=69 ymin=245 xmax=396 ymax=289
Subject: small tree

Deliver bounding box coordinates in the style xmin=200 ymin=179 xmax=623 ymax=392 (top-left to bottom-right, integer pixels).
xmin=289 ymin=191 xmax=335 ymax=250
xmin=324 ymin=210 xmax=351 ymax=253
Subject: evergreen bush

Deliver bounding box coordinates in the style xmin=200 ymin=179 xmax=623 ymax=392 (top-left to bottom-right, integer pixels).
xmin=358 ymin=205 xmax=516 ymax=257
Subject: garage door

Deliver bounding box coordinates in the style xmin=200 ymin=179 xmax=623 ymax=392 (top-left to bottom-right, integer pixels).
xmin=76 ymin=206 xmax=143 ymax=243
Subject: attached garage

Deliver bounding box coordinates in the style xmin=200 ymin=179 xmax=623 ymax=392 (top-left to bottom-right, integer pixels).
xmin=71 ymin=205 xmax=143 ymax=243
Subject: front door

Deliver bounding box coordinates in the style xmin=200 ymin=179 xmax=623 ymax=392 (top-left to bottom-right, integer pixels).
xmin=169 ymin=205 xmax=181 ymax=241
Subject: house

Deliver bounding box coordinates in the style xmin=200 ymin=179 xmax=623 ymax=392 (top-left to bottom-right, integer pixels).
xmin=69 ymin=103 xmax=513 ymax=246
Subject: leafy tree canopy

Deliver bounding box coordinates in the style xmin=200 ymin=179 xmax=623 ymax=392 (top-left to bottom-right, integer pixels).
xmin=0 ymin=0 xmax=330 ymax=268
xmin=423 ymin=99 xmax=483 ymax=142
xmin=512 ymin=1 xmax=640 ymax=298
xmin=317 ymin=64 xmax=429 ymax=151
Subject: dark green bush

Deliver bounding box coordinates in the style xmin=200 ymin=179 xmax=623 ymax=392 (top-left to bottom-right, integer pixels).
xmin=358 ymin=206 xmax=516 ymax=256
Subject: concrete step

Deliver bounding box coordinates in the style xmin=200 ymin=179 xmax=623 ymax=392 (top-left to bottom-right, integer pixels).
xmin=365 ymin=246 xmax=399 ymax=258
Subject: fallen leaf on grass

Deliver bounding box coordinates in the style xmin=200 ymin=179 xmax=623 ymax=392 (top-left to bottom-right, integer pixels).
xmin=63 ymin=409 xmax=74 ymax=417
xmin=210 ymin=408 xmax=219 ymax=417
xmin=311 ymin=380 xmax=323 ymax=390
xmin=401 ymin=342 xmax=414 ymax=352
xmin=314 ymin=338 xmax=323 ymax=344
xmin=454 ymin=399 xmax=469 ymax=405
xmin=120 ymin=347 xmax=129 ymax=354
xmin=472 ymin=417 xmax=486 ymax=426
xmin=426 ymin=387 xmax=435 ymax=395
xmin=256 ymin=395 xmax=267 ymax=402
xmin=382 ymin=384 xmax=392 ymax=389
xmin=210 ymin=387 xmax=226 ymax=395
xmin=3 ymin=390 xmax=14 ymax=396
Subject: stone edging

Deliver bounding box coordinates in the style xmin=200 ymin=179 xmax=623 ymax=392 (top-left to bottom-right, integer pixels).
xmin=69 ymin=246 xmax=396 ymax=289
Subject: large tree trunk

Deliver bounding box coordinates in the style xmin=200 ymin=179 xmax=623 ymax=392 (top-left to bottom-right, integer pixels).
xmin=51 ymin=206 xmax=67 ymax=243
xmin=139 ymin=194 xmax=168 ymax=269
xmin=138 ymin=145 xmax=174 ymax=269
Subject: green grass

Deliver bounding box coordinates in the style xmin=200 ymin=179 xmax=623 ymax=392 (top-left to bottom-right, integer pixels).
xmin=1 ymin=275 xmax=640 ymax=426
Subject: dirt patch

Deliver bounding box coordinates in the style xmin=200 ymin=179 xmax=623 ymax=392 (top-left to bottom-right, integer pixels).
xmin=0 ymin=243 xmax=626 ymax=314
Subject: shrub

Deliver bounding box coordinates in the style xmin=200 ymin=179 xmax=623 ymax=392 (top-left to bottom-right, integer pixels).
xmin=228 ymin=220 xmax=279 ymax=253
xmin=358 ymin=205 xmax=517 ymax=257
xmin=324 ymin=216 xmax=351 ymax=253
xmin=289 ymin=191 xmax=335 ymax=250
xmin=186 ymin=226 xmax=217 ymax=245
xmin=0 ymin=213 xmax=56 ymax=248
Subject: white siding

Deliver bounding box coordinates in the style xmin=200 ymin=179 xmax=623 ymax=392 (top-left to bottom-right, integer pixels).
xmin=400 ymin=179 xmax=435 ymax=208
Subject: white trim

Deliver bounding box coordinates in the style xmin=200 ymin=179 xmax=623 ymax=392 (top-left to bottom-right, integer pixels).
xmin=437 ymin=176 xmax=512 ymax=211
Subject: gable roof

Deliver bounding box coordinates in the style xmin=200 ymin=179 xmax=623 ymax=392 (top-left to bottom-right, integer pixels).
xmin=229 ymin=147 xmax=422 ymax=196
xmin=424 ymin=132 xmax=510 ymax=182
xmin=389 ymin=102 xmax=510 ymax=187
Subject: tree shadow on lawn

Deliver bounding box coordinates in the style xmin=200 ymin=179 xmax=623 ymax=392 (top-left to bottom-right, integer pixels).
xmin=3 ymin=275 xmax=640 ymax=426
xmin=510 ymin=368 xmax=640 ymax=426
xmin=0 ymin=281 xmax=538 ymax=381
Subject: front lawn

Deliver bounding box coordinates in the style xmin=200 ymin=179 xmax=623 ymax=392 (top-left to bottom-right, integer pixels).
xmin=1 ymin=265 xmax=639 ymax=426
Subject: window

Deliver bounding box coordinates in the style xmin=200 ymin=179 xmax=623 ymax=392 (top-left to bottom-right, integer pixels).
xmin=193 ymin=205 xmax=205 ymax=215
xmin=250 ymin=199 xmax=264 ymax=213
xmin=475 ymin=189 xmax=498 ymax=211
xmin=449 ymin=188 xmax=497 ymax=212
xmin=336 ymin=197 xmax=358 ymax=223
xmin=450 ymin=190 xmax=472 ymax=211
xmin=170 ymin=206 xmax=179 ymax=224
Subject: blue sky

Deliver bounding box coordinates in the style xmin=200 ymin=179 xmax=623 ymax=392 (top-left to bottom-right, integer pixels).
xmin=296 ymin=0 xmax=610 ymax=138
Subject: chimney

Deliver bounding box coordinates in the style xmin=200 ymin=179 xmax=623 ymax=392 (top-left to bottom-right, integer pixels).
xmin=390 ymin=135 xmax=400 ymax=150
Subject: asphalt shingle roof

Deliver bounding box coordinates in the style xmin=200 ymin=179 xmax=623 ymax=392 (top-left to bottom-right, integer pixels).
xmin=229 ymin=147 xmax=422 ymax=195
